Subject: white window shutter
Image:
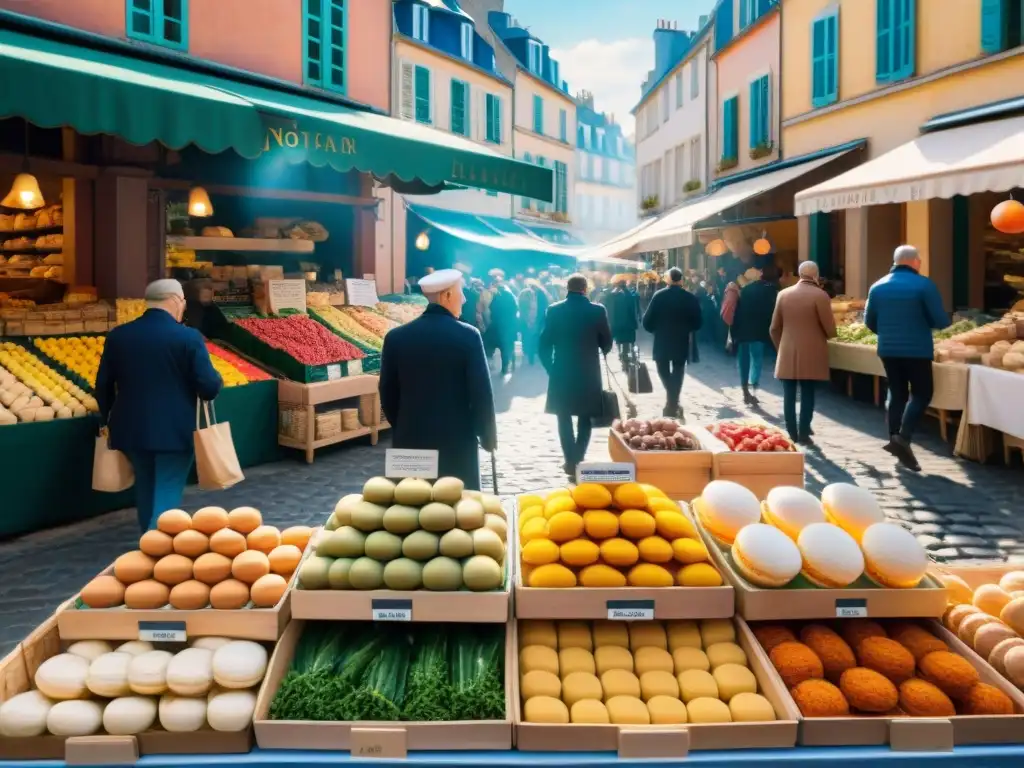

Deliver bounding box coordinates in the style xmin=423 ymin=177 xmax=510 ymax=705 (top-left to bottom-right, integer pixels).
xmin=399 ymin=61 xmax=414 ymax=120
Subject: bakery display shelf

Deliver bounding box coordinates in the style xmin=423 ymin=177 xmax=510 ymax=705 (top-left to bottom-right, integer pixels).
xmin=0 ymin=223 xmax=63 ymax=237
xmin=168 ymin=236 xmax=315 ymax=253
xmin=0 ymin=247 xmax=62 ymax=254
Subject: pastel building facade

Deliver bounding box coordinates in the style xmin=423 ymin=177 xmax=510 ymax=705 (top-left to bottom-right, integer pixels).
xmin=575 ymin=93 xmax=637 ymax=244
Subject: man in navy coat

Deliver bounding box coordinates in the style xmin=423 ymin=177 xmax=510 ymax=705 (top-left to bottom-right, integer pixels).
xmin=379 ymin=269 xmax=497 ymax=490
xmin=96 ymin=279 xmax=223 ymax=530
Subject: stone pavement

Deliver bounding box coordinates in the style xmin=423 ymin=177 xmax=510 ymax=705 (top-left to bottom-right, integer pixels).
xmin=2 ymin=337 xmax=1022 ymax=654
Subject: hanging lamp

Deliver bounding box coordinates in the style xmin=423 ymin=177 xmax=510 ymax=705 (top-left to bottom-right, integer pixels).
xmin=3 ymin=124 xmax=45 ymax=210
xmin=753 ymin=231 xmax=772 ymax=255
xmin=415 ymin=231 xmax=430 ymax=251
xmin=705 ymin=238 xmax=728 ymax=257
xmin=188 ymin=186 xmax=214 ymax=217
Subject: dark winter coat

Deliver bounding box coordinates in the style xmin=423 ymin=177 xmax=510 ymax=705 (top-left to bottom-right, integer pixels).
xmin=488 ymin=284 xmax=519 ymax=349
xmin=641 ymin=285 xmax=703 ymax=363
xmin=539 ymin=293 xmax=613 ymax=417
xmin=607 ymin=287 xmax=640 ymax=345
xmin=732 ymin=280 xmax=779 ymax=345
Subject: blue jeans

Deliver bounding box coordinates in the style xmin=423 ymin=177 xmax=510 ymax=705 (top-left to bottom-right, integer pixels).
xmin=782 ymin=380 xmax=817 ymax=440
xmin=557 ymin=414 xmax=593 ymax=469
xmin=128 ymin=450 xmax=195 ymax=531
xmin=738 ymin=342 xmax=765 ymax=388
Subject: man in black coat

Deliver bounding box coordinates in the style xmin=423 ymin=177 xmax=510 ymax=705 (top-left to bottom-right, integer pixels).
xmin=539 ymin=274 xmax=613 ymax=478
xmin=379 ymin=269 xmax=497 ymax=490
xmin=642 ymin=268 xmax=703 ymax=419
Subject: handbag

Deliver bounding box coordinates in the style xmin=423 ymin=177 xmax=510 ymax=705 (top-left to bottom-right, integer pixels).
xmin=92 ymin=427 xmax=134 ymax=493
xmin=627 ymin=345 xmax=653 ymax=395
xmin=194 ymin=400 xmax=244 ymax=491
xmin=592 ymin=354 xmax=622 ymax=428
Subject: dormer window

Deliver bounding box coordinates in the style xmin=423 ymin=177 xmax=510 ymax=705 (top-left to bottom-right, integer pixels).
xmin=527 ymin=40 xmax=542 ymax=75
xmin=412 ymin=3 xmax=429 ymax=43
xmin=460 ymin=22 xmax=474 ymax=59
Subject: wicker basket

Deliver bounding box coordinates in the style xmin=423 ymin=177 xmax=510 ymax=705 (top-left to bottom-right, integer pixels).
xmin=930 ymin=362 xmax=969 ymax=411
xmin=278 ymin=404 xmax=308 ymax=441
xmin=341 ymin=408 xmax=360 ymax=431
xmin=827 ymin=341 xmax=886 ymax=376
xmin=315 ymin=410 xmax=343 ymax=440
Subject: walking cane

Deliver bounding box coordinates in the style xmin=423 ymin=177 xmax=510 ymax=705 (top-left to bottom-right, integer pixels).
xmin=490 ymin=451 xmax=499 ymax=495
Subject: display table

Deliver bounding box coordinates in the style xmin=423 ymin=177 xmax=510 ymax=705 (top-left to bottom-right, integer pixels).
xmin=277 ymin=376 xmax=381 ymax=463
xmin=955 ymin=365 xmax=1024 ymax=463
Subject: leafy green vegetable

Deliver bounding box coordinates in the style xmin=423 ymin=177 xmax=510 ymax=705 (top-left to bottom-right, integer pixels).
xmin=402 ymin=630 xmax=452 ymax=721
xmin=269 ymin=624 xmax=353 ymax=721
xmin=338 ymin=633 xmax=413 ymax=721
xmin=449 ymin=627 xmax=505 ymax=721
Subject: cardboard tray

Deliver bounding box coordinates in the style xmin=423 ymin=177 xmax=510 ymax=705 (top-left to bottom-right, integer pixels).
xmin=0 ymin=612 xmax=253 ymax=761
xmin=606 ymin=430 xmax=714 ymax=502
xmin=790 ymin=621 xmax=1024 ymax=748
xmin=702 ymin=426 xmax=805 ymax=500
xmin=936 ymin=563 xmax=1022 ymax=590
xmin=514 ymin=497 xmax=734 ymax=621
xmin=515 ymin=616 xmax=800 ymax=755
xmin=695 ymin=511 xmax=948 ymax=621
xmin=253 ymin=618 xmax=514 ymax=752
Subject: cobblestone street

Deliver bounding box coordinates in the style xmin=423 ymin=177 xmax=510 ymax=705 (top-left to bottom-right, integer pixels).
xmin=2 ymin=339 xmax=1022 ymax=654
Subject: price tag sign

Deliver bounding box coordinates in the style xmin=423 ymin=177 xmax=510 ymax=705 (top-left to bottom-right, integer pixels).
xmin=372 ymin=599 xmax=413 ymax=622
xmin=836 ymin=598 xmax=868 ymax=618
xmin=350 ymin=727 xmax=407 ymax=759
xmin=138 ymin=621 xmax=187 ymax=643
xmin=326 ymin=364 xmax=342 ymax=380
xmin=577 ymin=462 xmax=636 ymax=485
xmin=346 ymin=278 xmax=379 ymax=307
xmin=385 ymin=449 xmax=439 ymax=479
xmin=607 ymin=600 xmax=655 ymax=621
xmin=267 ymin=279 xmax=307 ymax=314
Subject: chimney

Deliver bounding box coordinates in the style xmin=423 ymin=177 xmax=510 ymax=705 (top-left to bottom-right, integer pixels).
xmin=652 ymin=20 xmax=688 ymax=80
xmin=698 ymin=14 xmax=709 ymax=28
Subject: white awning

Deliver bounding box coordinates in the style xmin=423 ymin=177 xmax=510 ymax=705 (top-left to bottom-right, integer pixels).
xmin=583 ymin=150 xmax=853 ymax=259
xmin=794 ymin=116 xmax=1024 ymax=216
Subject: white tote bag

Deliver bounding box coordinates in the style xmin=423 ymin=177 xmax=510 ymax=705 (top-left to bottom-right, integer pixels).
xmin=194 ymin=400 xmax=244 ymax=490
xmin=92 ymin=428 xmax=135 ymax=493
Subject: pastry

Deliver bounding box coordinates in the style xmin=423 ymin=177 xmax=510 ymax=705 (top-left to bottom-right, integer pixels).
xmin=791 ymin=679 xmax=849 ymax=717
xmin=694 ymin=480 xmax=761 ymax=546
xmin=898 ymin=679 xmax=955 ymax=717
xmin=919 ymin=651 xmax=980 ymax=698
xmin=712 ymin=663 xmax=756 ymax=702
xmin=800 ymin=625 xmax=855 ymax=682
xmin=728 ymin=692 xmax=775 ymax=722
xmin=839 ymin=667 xmax=898 ymax=713
xmin=796 ymin=523 xmax=864 ymax=588
xmin=860 ymin=522 xmax=929 ymax=588
xmin=856 ymin=636 xmax=915 ymax=684
xmin=769 ymin=642 xmax=823 ymax=688
xmin=820 ymin=483 xmax=884 ymax=542
xmin=762 ymin=486 xmax=825 ymax=540
xmin=731 ymin=523 xmax=802 ymax=588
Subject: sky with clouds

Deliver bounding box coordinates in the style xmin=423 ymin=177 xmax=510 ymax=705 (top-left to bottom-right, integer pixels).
xmin=505 ymin=0 xmax=717 ymax=138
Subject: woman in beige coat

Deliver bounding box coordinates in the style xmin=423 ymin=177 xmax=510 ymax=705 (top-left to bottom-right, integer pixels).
xmin=770 ymin=262 xmax=837 ymax=443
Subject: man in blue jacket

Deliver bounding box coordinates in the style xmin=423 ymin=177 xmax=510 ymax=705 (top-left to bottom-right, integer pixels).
xmin=865 ymin=245 xmax=950 ymax=471
xmin=96 ymin=280 xmax=223 ymax=531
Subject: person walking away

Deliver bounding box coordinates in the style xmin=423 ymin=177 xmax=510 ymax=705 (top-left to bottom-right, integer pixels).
xmin=489 ymin=278 xmax=519 ymax=375
xmin=379 ymin=269 xmax=497 ymax=489
xmin=865 ymin=245 xmax=949 ymax=471
xmin=720 ymin=280 xmax=740 ymax=355
xmin=607 ymin=281 xmax=639 ymax=365
xmin=461 ymin=277 xmax=481 ymax=327
xmin=642 ymin=268 xmax=703 ymax=419
xmin=539 ymin=274 xmax=613 ymax=478
xmin=95 ymin=279 xmax=223 ymax=531
xmin=732 ymin=267 xmax=779 ymax=405
xmin=517 ymin=279 xmax=546 ymax=365
xmin=770 ymin=262 xmax=836 ymax=444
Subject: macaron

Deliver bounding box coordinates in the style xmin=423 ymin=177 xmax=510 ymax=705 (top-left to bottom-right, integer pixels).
xmin=695 ymin=480 xmax=762 ymax=546
xmin=796 ymin=523 xmax=865 ymax=588
xmin=762 ymin=487 xmax=826 ymax=540
xmin=731 ymin=524 xmax=802 ymax=588
xmin=860 ymin=522 xmax=929 ymax=589
xmin=820 ymin=483 xmax=884 ymax=542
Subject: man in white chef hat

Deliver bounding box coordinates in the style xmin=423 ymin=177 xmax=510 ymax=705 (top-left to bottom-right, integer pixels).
xmin=378 ymin=269 xmax=498 ymax=490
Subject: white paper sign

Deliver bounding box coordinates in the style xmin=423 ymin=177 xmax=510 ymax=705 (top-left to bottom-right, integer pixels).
xmin=836 ymin=600 xmax=868 ymax=618
xmin=346 ymin=278 xmax=380 ymax=307
xmin=138 ymin=621 xmax=187 ymax=643
xmin=326 ymin=364 xmax=342 ymax=380
xmin=607 ymin=602 xmax=655 ymax=621
xmin=386 ymin=449 xmax=439 ymax=479
xmin=372 ymin=606 xmax=412 ymax=622
xmin=577 ymin=462 xmax=636 ymax=484
xmin=268 ymin=279 xmax=307 ymax=314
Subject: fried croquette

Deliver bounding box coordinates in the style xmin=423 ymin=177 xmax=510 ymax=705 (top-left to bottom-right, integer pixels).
xmin=799 ymin=624 xmax=856 ymax=682
xmin=839 ymin=619 xmax=887 ymax=651
xmin=839 ymin=667 xmax=899 ymax=713
xmin=790 ymin=679 xmax=850 ymax=718
xmin=898 ymin=678 xmax=955 ymax=717
xmin=769 ymin=641 xmax=824 ymax=688
xmin=856 ymin=636 xmax=916 ymax=684
xmin=960 ymin=682 xmax=1015 ymax=715
xmin=919 ymin=651 xmax=981 ymax=699
xmin=889 ymin=625 xmax=949 ymax=662
xmin=753 ymin=624 xmax=797 ymax=654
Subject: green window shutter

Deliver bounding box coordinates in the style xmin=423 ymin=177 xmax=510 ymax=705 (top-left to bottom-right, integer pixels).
xmin=554 ymin=161 xmax=568 ymax=213
xmin=450 ymin=80 xmax=467 ymax=136
xmin=537 ymin=156 xmax=549 ymax=211
xmin=809 ymin=213 xmax=833 ymax=278
xmin=302 ymin=0 xmax=345 ymax=92
xmin=533 ymin=95 xmax=544 ymax=134
xmin=876 ymin=0 xmax=892 ymax=82
xmin=128 ymin=0 xmax=188 ymax=50
xmin=485 ymin=94 xmax=502 ymax=143
xmin=811 ymin=17 xmax=826 ymax=106
xmin=722 ymin=96 xmax=738 ymax=160
xmin=893 ymin=0 xmax=916 ymax=79
xmin=760 ymin=75 xmax=770 ymax=146
xmin=749 ymin=79 xmax=761 ymax=149
xmin=324 ymin=0 xmax=346 ymax=91
xmin=521 ymin=152 xmax=533 ymax=210
xmin=740 ymin=0 xmax=750 ymax=29
xmin=981 ymin=0 xmax=1007 ymax=53
xmin=824 ymin=13 xmax=839 ymax=103
xmin=414 ymin=65 xmax=431 ymax=124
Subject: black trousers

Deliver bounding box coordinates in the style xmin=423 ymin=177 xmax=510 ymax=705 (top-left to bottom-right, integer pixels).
xmin=655 ymin=357 xmax=686 ymax=409
xmin=881 ymin=357 xmax=934 ymax=440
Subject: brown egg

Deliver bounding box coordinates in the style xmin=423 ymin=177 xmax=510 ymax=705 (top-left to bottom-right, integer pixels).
xmin=232 ymin=550 xmax=271 ymax=584
xmin=139 ymin=530 xmax=174 ymax=558
xmin=268 ymin=545 xmax=303 ymax=577
xmin=192 ymin=507 xmax=229 ymax=536
xmin=193 ymin=552 xmax=233 ymax=585
xmin=169 ymin=580 xmax=211 ymax=610
xmin=209 ymin=528 xmax=247 ymax=558
xmin=280 ymin=526 xmax=313 ymax=551
xmin=210 ymin=579 xmax=250 ymax=609
xmin=246 ymin=525 xmax=281 ymax=555
xmin=251 ymin=574 xmax=288 ymax=608
xmin=157 ymin=509 xmax=192 ymax=536
xmin=153 ymin=554 xmax=194 ymax=586
xmin=173 ymin=530 xmax=210 ymax=558
xmin=113 ymin=551 xmax=156 ymax=585
xmin=80 ymin=575 xmax=126 ymax=608
xmin=124 ymin=580 xmax=171 ymax=609
xmin=228 ymin=507 xmax=262 ymax=535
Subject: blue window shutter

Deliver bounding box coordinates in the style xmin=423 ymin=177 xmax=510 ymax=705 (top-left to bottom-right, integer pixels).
xmin=450 ymin=80 xmax=466 ymax=136
xmin=760 ymin=75 xmax=770 ymax=146
xmin=749 ymin=80 xmax=761 ymax=149
xmin=302 ymin=0 xmax=345 ymax=91
xmin=758 ymin=0 xmax=774 ymax=14
xmin=876 ymin=0 xmax=892 ymax=82
xmin=324 ymin=0 xmax=346 ymax=91
xmin=521 ymin=152 xmax=533 ymax=210
xmin=825 ymin=14 xmax=839 ymax=104
xmin=494 ymin=96 xmax=502 ymax=142
xmin=723 ymin=97 xmax=737 ymax=160
xmin=740 ymin=0 xmax=750 ymax=29
xmin=533 ymin=95 xmax=544 ymax=134
xmin=982 ymin=0 xmax=1008 ymax=52
xmin=811 ymin=17 xmax=826 ymax=106
xmin=715 ymin=0 xmax=734 ymax=51
xmin=485 ymin=94 xmax=501 ymax=143
xmin=128 ymin=0 xmax=188 ymax=50
xmin=892 ymin=0 xmax=915 ymax=79
xmin=414 ymin=65 xmax=431 ymax=123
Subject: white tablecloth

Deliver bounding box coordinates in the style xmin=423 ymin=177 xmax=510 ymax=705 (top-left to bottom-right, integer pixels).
xmin=967 ymin=365 xmax=1024 ymax=440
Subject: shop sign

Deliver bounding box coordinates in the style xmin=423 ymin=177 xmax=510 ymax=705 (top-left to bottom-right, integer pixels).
xmin=799 ymin=183 xmax=923 ymax=215
xmin=836 ymin=598 xmax=868 ymax=618
xmin=385 ymin=449 xmax=439 ymax=479
xmin=449 ymin=159 xmax=531 ymax=196
xmin=139 ymin=621 xmax=187 ymax=643
xmin=346 ymin=278 xmax=379 ymax=307
xmin=576 ymin=462 xmax=635 ymax=484
xmin=263 ymin=125 xmax=357 ymax=156
xmin=607 ymin=600 xmax=655 ymax=621
xmin=371 ymin=598 xmax=412 ymax=622
xmin=267 ymin=279 xmax=307 ymax=315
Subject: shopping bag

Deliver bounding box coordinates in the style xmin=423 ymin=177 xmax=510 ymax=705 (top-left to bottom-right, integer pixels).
xmin=627 ymin=345 xmax=654 ymax=395
xmin=592 ymin=355 xmax=622 ymax=428
xmin=92 ymin=428 xmax=134 ymax=493
xmin=194 ymin=400 xmax=244 ymax=491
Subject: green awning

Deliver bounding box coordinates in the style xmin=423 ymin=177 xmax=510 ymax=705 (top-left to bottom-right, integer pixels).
xmin=0 ymin=27 xmax=553 ymax=202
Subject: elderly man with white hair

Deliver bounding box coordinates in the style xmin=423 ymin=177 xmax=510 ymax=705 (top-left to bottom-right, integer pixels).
xmin=865 ymin=244 xmax=949 ymax=471
xmin=770 ymin=261 xmax=836 ymax=443
xmin=96 ymin=279 xmax=223 ymax=530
